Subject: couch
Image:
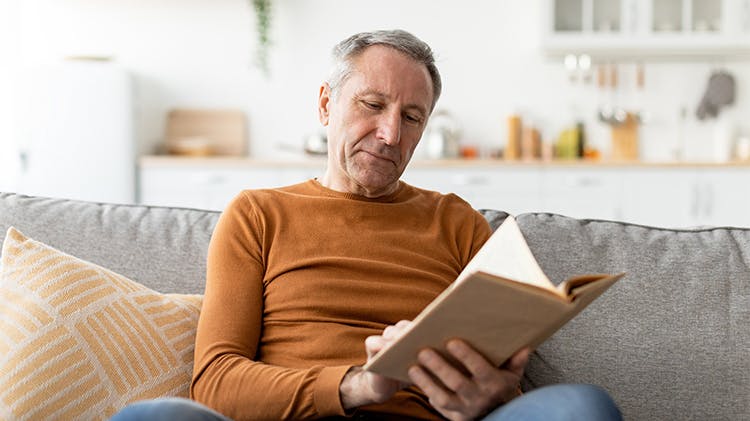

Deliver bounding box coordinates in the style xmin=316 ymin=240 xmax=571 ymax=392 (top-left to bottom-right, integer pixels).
xmin=0 ymin=191 xmax=748 ymax=420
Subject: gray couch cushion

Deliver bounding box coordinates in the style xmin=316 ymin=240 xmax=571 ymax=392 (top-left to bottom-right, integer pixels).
xmin=506 ymin=212 xmax=750 ymax=421
xmin=0 ymin=192 xmax=219 ymax=294
xmin=3 ymin=193 xmax=749 ymax=419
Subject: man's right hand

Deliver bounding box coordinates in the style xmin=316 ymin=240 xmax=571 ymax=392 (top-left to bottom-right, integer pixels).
xmin=339 ymin=320 xmax=413 ymax=409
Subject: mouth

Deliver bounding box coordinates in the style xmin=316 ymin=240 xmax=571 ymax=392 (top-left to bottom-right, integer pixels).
xmin=361 ymin=150 xmax=398 ymax=166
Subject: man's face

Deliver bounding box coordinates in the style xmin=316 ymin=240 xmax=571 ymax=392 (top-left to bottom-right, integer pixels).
xmin=318 ymin=45 xmax=434 ymax=198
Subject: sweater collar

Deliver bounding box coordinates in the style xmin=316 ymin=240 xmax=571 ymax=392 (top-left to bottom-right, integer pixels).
xmin=308 ymin=179 xmax=409 ymax=203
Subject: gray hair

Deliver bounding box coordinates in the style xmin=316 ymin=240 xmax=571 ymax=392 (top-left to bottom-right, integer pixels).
xmin=327 ymin=29 xmax=442 ymax=112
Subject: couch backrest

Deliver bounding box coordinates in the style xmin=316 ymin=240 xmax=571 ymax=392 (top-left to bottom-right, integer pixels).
xmin=499 ymin=211 xmax=750 ymax=421
xmin=0 ymin=192 xmax=219 ymax=294
xmin=3 ymin=193 xmax=749 ymax=419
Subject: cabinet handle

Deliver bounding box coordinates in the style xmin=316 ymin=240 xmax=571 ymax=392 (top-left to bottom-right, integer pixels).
xmin=18 ymin=151 xmax=28 ymax=173
xmin=690 ymin=183 xmax=701 ymax=219
xmin=451 ymin=175 xmax=490 ymax=186
xmin=191 ymin=173 xmax=227 ymax=185
xmin=702 ymin=183 xmax=713 ymax=218
xmin=573 ymin=177 xmax=600 ymax=187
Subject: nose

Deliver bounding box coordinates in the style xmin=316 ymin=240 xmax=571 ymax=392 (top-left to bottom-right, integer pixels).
xmin=377 ymin=110 xmax=401 ymax=146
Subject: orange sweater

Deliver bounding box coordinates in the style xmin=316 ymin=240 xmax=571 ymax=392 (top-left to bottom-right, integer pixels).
xmin=191 ymin=179 xmax=492 ymax=420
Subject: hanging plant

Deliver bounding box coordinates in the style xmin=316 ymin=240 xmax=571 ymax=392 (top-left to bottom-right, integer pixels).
xmin=251 ymin=0 xmax=272 ymax=76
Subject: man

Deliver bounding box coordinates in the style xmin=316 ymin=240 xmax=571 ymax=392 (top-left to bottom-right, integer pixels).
xmin=113 ymin=30 xmax=621 ymax=421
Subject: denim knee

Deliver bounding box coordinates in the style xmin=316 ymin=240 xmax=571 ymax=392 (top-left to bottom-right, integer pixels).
xmin=483 ymin=383 xmax=622 ymax=421
xmin=561 ymin=384 xmax=622 ymax=420
xmin=110 ymin=397 xmax=231 ymax=421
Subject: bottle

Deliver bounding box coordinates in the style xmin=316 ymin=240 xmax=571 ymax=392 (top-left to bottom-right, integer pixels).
xmin=576 ymin=121 xmax=586 ymax=158
xmin=505 ymin=114 xmax=522 ymax=160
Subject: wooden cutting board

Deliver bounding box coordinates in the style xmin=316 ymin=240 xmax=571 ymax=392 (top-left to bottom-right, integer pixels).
xmin=610 ymin=112 xmax=639 ymax=161
xmin=165 ymin=109 xmax=247 ymax=156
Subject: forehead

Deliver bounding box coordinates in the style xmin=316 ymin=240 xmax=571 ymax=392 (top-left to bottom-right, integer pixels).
xmin=344 ymin=45 xmax=433 ymax=111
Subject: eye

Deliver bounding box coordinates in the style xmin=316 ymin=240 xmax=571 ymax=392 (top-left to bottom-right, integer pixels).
xmin=361 ymin=100 xmax=383 ymax=110
xmin=404 ymin=113 xmax=423 ymax=125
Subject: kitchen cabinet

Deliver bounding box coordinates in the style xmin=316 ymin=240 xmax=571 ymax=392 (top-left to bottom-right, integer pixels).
xmin=138 ymin=157 xmax=750 ymax=228
xmin=401 ymin=166 xmax=542 ymax=214
xmin=542 ymin=0 xmax=750 ymax=57
xmin=620 ymin=168 xmax=696 ymax=227
xmin=621 ymin=167 xmax=750 ymax=227
xmin=691 ymin=168 xmax=750 ymax=226
xmin=139 ymin=161 xmax=320 ymax=210
xmin=540 ymin=167 xmax=625 ymax=221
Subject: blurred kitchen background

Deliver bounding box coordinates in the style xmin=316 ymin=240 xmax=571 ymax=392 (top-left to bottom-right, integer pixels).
xmin=1 ymin=0 xmax=750 ymax=227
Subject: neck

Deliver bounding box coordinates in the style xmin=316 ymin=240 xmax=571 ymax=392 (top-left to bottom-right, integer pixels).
xmin=318 ymin=171 xmax=399 ymax=199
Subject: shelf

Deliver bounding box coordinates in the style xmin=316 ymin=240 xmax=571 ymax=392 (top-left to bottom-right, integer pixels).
xmin=542 ymin=33 xmax=750 ymax=58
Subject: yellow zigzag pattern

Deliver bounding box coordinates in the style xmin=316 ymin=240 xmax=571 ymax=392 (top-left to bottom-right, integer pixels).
xmin=0 ymin=228 xmax=203 ymax=420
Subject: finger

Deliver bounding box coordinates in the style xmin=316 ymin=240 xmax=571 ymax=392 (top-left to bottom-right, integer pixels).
xmin=383 ymin=320 xmax=411 ymax=337
xmin=382 ymin=321 xmax=412 ymax=340
xmin=418 ymin=348 xmax=478 ymax=398
xmin=408 ymin=364 xmax=461 ymax=411
xmin=382 ymin=325 xmax=402 ymax=340
xmin=365 ymin=335 xmax=386 ymax=359
xmin=446 ymin=340 xmax=495 ymax=381
xmin=395 ymin=319 xmax=411 ymax=328
xmin=503 ymin=347 xmax=531 ymax=377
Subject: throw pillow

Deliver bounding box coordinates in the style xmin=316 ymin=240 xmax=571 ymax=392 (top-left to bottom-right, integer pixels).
xmin=0 ymin=227 xmax=203 ymax=420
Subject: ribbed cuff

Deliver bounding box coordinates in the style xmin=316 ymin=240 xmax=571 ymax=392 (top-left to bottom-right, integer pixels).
xmin=313 ymin=365 xmax=353 ymax=417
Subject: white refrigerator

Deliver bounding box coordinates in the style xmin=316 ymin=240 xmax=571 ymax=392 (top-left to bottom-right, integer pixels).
xmin=10 ymin=60 xmax=135 ymax=204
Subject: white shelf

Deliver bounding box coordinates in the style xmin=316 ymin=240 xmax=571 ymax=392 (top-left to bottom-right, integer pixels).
xmin=542 ymin=33 xmax=750 ymax=58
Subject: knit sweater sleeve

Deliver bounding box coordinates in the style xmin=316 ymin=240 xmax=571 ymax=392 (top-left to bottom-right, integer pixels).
xmin=190 ymin=192 xmax=351 ymax=420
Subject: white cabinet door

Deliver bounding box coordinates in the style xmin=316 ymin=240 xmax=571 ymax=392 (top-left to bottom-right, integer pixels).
xmin=542 ymin=0 xmax=750 ymax=57
xmin=693 ymin=168 xmax=750 ymax=227
xmin=139 ymin=161 xmax=750 ymax=228
xmin=620 ymin=168 xmax=696 ymax=227
xmin=540 ymin=167 xmax=624 ymax=220
xmin=621 ymin=167 xmax=750 ymax=228
xmin=402 ymin=167 xmax=543 ymax=215
xmin=139 ymin=166 xmax=319 ymax=211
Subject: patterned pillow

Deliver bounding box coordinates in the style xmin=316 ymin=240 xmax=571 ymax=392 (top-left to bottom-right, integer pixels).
xmin=0 ymin=227 xmax=203 ymax=420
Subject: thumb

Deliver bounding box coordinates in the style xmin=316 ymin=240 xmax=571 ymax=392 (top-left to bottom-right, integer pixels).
xmin=505 ymin=347 xmax=531 ymax=377
xmin=365 ymin=335 xmax=387 ymax=360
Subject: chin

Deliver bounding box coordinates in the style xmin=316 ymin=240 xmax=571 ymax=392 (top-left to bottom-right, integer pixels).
xmin=353 ymin=174 xmax=398 ymax=193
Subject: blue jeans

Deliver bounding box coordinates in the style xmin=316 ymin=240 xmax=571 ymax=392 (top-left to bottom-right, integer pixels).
xmin=110 ymin=384 xmax=621 ymax=420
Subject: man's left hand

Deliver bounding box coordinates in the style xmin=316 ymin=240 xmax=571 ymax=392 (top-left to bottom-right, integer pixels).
xmin=407 ymin=341 xmax=530 ymax=421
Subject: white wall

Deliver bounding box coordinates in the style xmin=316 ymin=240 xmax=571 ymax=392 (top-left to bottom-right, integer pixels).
xmin=4 ymin=0 xmax=750 ymax=162
xmin=0 ymin=0 xmax=21 ymax=191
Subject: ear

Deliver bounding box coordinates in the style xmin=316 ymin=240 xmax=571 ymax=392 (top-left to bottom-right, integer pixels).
xmin=318 ymin=82 xmax=332 ymax=126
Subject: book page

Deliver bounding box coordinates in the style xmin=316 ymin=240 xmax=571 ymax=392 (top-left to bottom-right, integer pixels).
xmin=456 ymin=215 xmax=554 ymax=291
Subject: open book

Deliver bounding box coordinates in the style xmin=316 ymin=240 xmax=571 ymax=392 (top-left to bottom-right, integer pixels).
xmin=363 ymin=215 xmax=624 ymax=383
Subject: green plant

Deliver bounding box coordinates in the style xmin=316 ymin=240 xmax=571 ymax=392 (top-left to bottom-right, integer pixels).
xmin=251 ymin=0 xmax=272 ymax=75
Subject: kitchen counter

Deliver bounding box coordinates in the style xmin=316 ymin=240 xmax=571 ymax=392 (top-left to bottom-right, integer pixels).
xmin=139 ymin=155 xmax=750 ymax=168
xmin=138 ymin=155 xmax=750 ymax=227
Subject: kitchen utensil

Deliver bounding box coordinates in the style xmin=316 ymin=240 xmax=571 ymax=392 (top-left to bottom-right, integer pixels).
xmin=611 ymin=112 xmax=639 ymax=160
xmin=424 ymin=110 xmax=461 ymax=159
xmin=303 ymin=132 xmax=328 ymax=155
xmin=564 ymin=54 xmax=578 ymax=83
xmin=597 ymin=63 xmax=626 ymax=125
xmin=696 ymin=70 xmax=736 ymax=120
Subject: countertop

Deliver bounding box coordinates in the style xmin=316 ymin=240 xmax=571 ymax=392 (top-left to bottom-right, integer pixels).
xmin=139 ymin=155 xmax=750 ymax=168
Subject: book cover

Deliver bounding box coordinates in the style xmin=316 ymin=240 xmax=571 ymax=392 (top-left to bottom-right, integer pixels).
xmin=363 ymin=215 xmax=624 ymax=383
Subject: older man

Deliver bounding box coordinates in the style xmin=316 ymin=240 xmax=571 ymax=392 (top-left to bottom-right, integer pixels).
xmin=112 ymin=30 xmax=621 ymax=421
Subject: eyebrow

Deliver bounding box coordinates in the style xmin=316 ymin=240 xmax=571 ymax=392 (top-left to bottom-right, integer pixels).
xmin=356 ymin=89 xmax=428 ymax=116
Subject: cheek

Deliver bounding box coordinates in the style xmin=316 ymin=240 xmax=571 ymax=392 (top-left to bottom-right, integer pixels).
xmin=402 ymin=129 xmax=424 ymax=154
